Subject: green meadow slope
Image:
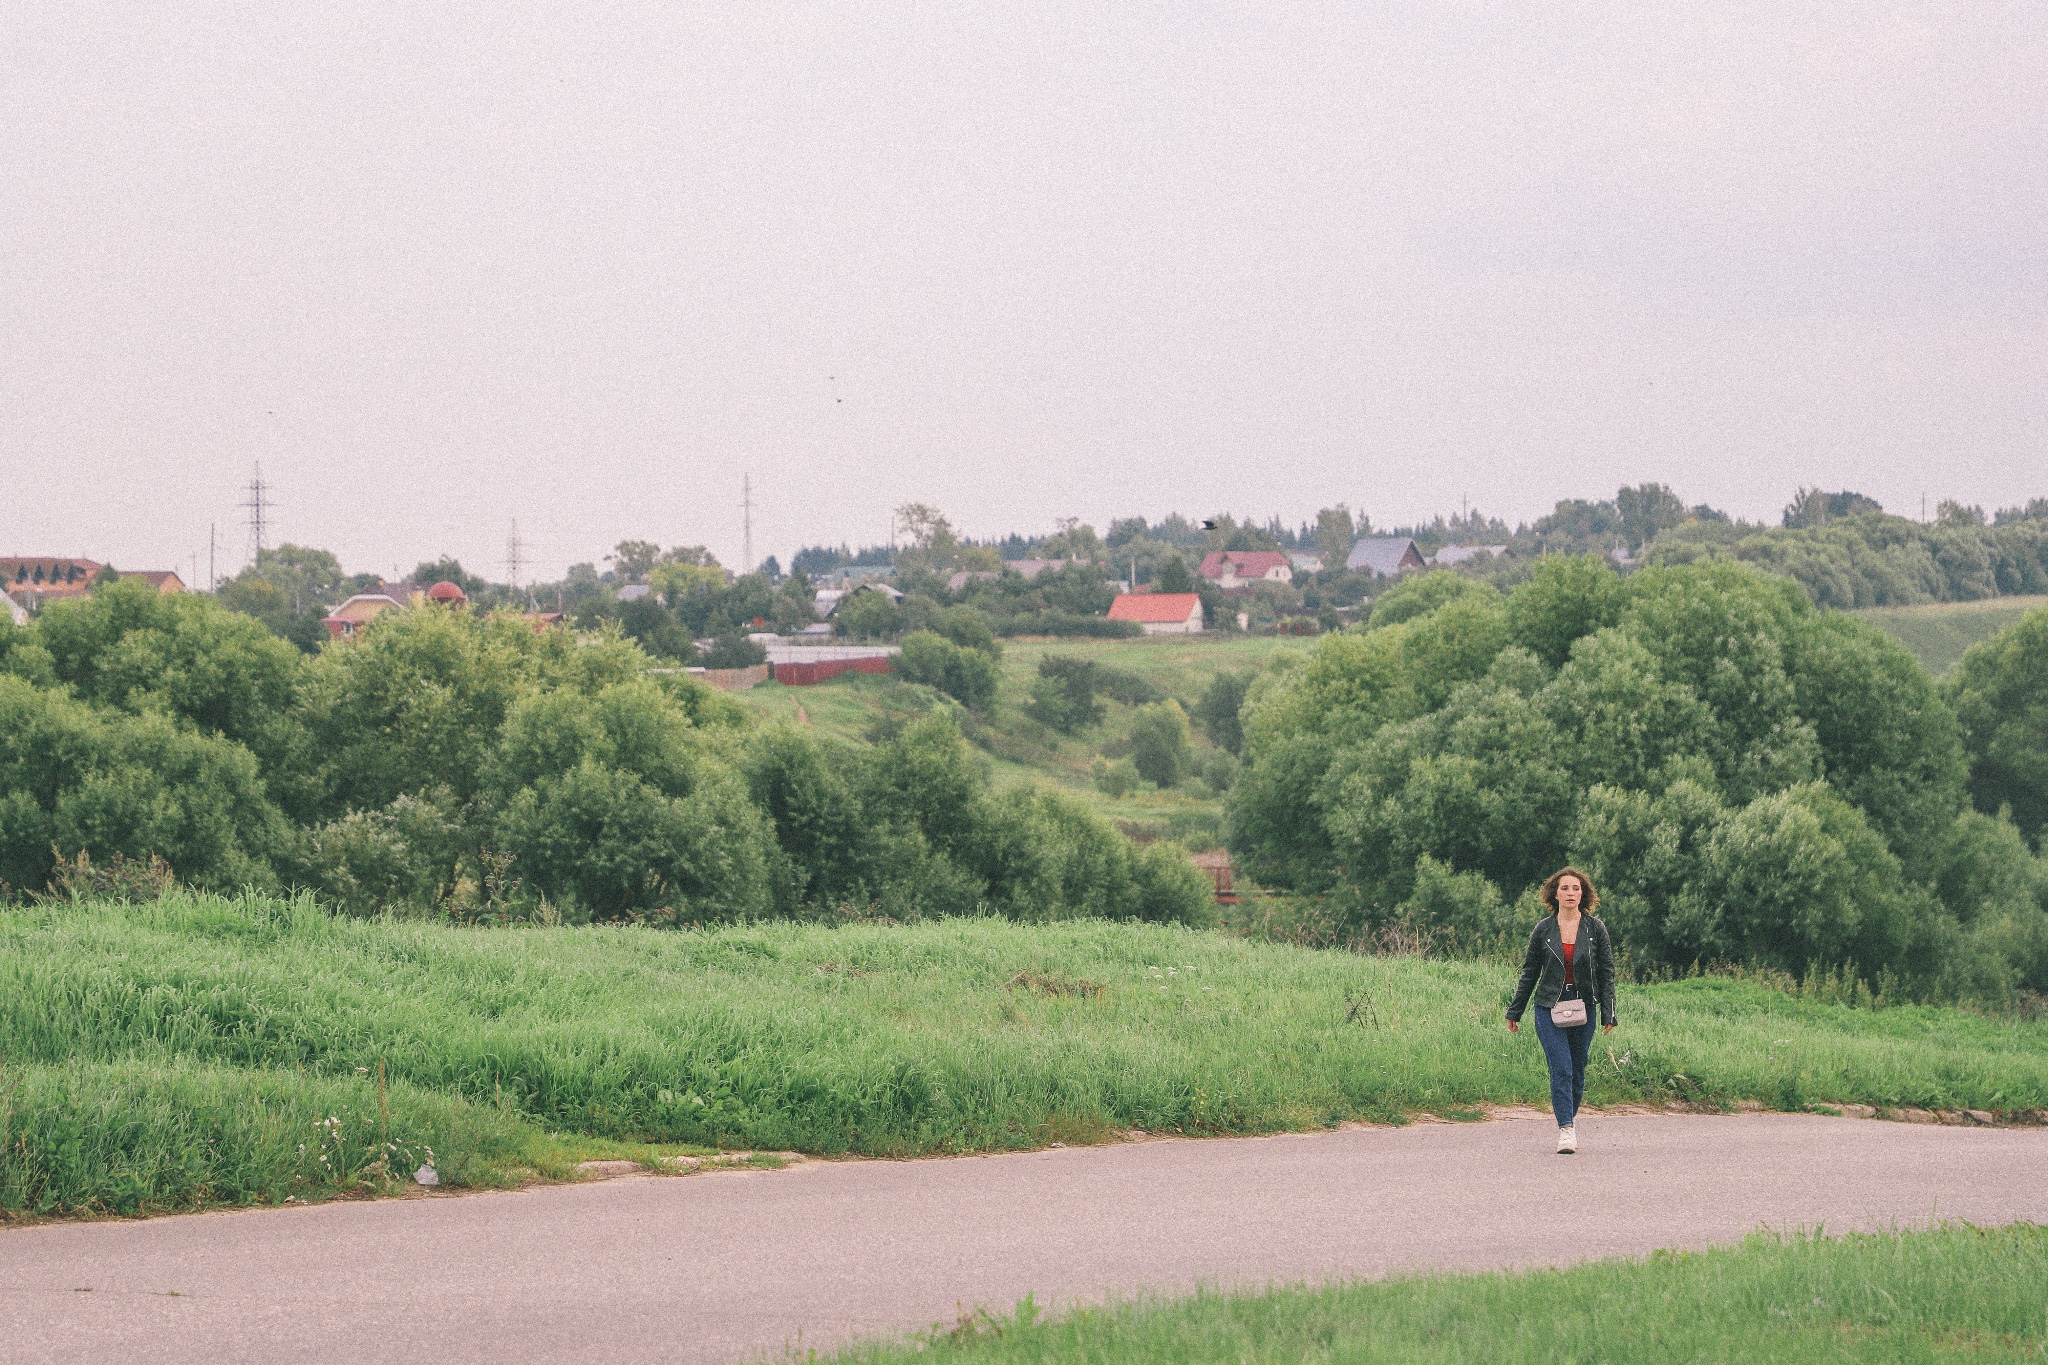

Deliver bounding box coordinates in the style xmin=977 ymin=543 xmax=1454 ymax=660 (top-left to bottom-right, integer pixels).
xmin=1855 ymin=595 xmax=2048 ymax=677
xmin=5 ymin=895 xmax=2044 ymax=1219
xmin=733 ymin=633 xmax=1309 ymax=840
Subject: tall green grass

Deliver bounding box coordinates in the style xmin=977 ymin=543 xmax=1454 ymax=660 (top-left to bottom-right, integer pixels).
xmin=5 ymin=892 xmax=2045 ymax=1217
xmin=820 ymin=1224 xmax=2048 ymax=1364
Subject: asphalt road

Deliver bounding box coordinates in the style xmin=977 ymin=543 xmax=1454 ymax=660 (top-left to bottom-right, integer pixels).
xmin=4 ymin=1111 xmax=2044 ymax=1365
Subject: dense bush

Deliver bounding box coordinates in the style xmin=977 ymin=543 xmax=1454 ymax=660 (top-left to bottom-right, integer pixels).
xmin=895 ymin=630 xmax=1000 ymax=711
xmin=1947 ymin=603 xmax=2048 ymax=844
xmin=1229 ymin=556 xmax=2048 ymax=1000
xmin=1025 ymin=655 xmax=1106 ymax=733
xmin=0 ymin=584 xmax=1204 ymax=929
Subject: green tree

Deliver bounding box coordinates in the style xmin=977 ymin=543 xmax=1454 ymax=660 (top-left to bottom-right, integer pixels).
xmin=1024 ymin=655 xmax=1103 ymax=733
xmin=1504 ymin=555 xmax=1625 ymax=669
xmin=619 ymin=597 xmax=698 ymax=662
xmin=1616 ymin=483 xmax=1687 ymax=552
xmin=1948 ymin=604 xmax=2048 ymax=843
xmin=1313 ymin=505 xmax=1356 ymax=571
xmin=1153 ymin=554 xmax=1196 ymax=594
xmin=1366 ymin=571 xmax=1496 ymax=629
xmin=1128 ymin=700 xmax=1194 ymax=787
xmin=216 ymin=544 xmax=354 ymax=651
xmin=1195 ymin=670 xmax=1252 ymax=755
xmin=31 ymin=578 xmax=303 ymax=760
xmin=834 ymin=588 xmax=903 ymax=640
xmin=0 ymin=675 xmax=290 ymax=893
xmin=610 ymin=541 xmax=663 ymax=583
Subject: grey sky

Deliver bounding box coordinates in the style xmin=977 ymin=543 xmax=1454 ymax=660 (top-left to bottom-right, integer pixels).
xmin=5 ymin=2 xmax=2043 ymax=582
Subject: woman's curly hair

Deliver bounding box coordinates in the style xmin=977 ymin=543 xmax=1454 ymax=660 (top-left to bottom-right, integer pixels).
xmin=1540 ymin=866 xmax=1599 ymax=914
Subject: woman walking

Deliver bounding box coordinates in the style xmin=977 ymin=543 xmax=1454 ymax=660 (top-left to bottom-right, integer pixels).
xmin=1505 ymin=867 xmax=1616 ymax=1153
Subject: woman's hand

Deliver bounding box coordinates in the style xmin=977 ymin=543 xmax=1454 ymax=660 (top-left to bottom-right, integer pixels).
xmin=1506 ymin=1019 xmax=1519 ymax=1033
xmin=1603 ymin=1023 xmax=1615 ymax=1035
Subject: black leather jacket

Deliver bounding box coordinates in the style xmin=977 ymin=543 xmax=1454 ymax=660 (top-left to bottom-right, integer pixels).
xmin=1506 ymin=914 xmax=1617 ymax=1027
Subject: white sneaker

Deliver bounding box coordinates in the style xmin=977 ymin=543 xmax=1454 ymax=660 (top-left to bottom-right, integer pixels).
xmin=1557 ymin=1125 xmax=1576 ymax=1154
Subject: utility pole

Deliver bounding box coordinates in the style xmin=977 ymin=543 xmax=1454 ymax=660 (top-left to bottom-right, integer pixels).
xmin=241 ymin=463 xmax=272 ymax=564
xmin=505 ymin=519 xmax=525 ymax=588
xmin=208 ymin=524 xmax=216 ymax=592
xmin=741 ymin=474 xmax=755 ymax=577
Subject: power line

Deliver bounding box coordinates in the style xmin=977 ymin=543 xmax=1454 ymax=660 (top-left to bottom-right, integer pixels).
xmin=241 ymin=463 xmax=273 ymax=563
xmin=505 ymin=519 xmax=525 ymax=588
xmin=742 ymin=474 xmax=755 ymax=577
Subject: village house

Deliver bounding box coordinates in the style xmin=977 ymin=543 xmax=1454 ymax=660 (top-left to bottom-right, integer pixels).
xmin=2 ymin=558 xmax=185 ymax=614
xmin=1107 ymin=591 xmax=1204 ymax=635
xmin=320 ymin=580 xmax=467 ymax=640
xmin=1345 ymin=537 xmax=1426 ymax=576
xmin=1428 ymin=544 xmax=1504 ymax=567
xmin=1286 ymin=550 xmax=1323 ymax=575
xmin=1197 ymin=550 xmax=1292 ymax=591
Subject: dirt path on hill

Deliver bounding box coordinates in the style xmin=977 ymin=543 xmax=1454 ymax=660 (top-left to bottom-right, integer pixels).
xmin=3 ymin=1111 xmax=2044 ymax=1365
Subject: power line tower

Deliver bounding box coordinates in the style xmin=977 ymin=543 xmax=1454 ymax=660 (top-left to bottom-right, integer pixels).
xmin=241 ymin=463 xmax=273 ymax=564
xmin=505 ymin=519 xmax=525 ymax=588
xmin=741 ymin=474 xmax=755 ymax=577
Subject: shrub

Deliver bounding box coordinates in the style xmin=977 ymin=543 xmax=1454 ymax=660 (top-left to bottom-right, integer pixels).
xmin=896 ymin=631 xmax=999 ymax=711
xmin=296 ymin=790 xmax=467 ymax=918
xmin=931 ymin=605 xmax=998 ymax=656
xmin=1092 ymin=756 xmax=1140 ymax=798
xmin=998 ymin=612 xmax=1141 ymax=639
xmin=700 ymin=633 xmax=766 ymax=668
xmin=1093 ymin=663 xmax=1164 ymax=706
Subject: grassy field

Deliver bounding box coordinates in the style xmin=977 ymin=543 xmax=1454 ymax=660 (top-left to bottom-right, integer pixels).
xmin=734 ymin=633 xmax=1310 ymax=841
xmin=822 ymin=1224 xmax=2048 ymax=1364
xmin=6 ymin=895 xmax=2045 ymax=1219
xmin=1855 ymin=595 xmax=2048 ymax=677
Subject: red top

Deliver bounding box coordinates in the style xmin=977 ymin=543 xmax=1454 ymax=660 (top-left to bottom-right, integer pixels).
xmin=1562 ymin=940 xmax=1576 ymax=986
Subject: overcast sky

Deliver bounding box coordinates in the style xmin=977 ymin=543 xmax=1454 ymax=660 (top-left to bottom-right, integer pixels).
xmin=5 ymin=2 xmax=2043 ymax=583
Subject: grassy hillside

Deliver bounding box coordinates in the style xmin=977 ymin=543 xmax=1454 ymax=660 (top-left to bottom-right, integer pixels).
xmin=827 ymin=1224 xmax=2048 ymax=1364
xmin=734 ymin=633 xmax=1311 ymax=842
xmin=1854 ymin=595 xmax=2048 ymax=677
xmin=6 ymin=895 xmax=2045 ymax=1219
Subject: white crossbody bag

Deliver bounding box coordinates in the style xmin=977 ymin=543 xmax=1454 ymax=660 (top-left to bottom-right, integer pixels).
xmin=1550 ymin=932 xmax=1589 ymax=1026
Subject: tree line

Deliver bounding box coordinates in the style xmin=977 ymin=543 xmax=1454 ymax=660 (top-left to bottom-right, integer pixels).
xmin=1227 ymin=558 xmax=2048 ymax=1005
xmin=0 ymin=580 xmax=1210 ymax=926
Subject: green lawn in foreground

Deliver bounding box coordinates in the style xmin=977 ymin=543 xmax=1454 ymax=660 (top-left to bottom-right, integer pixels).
xmin=821 ymin=1224 xmax=2048 ymax=1364
xmin=5 ymin=896 xmax=2045 ymax=1218
xmin=1855 ymin=595 xmax=2048 ymax=677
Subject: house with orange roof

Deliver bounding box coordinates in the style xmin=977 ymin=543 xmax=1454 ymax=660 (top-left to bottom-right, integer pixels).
xmin=1107 ymin=592 xmax=1204 ymax=635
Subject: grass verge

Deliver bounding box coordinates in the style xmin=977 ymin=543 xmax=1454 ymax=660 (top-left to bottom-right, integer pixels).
xmin=6 ymin=894 xmax=2046 ymax=1217
xmin=818 ymin=1224 xmax=2048 ymax=1364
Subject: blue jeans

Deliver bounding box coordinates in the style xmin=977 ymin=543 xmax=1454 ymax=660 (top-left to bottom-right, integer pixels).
xmin=1533 ymin=988 xmax=1593 ymax=1127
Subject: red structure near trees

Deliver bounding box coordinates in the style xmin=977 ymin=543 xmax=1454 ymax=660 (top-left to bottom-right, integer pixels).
xmin=772 ymin=656 xmax=892 ymax=687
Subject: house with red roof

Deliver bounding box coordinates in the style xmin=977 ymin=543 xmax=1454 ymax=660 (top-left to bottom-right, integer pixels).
xmin=321 ymin=580 xmax=467 ymax=640
xmin=1107 ymin=592 xmax=1204 ymax=635
xmin=1197 ymin=550 xmax=1292 ymax=591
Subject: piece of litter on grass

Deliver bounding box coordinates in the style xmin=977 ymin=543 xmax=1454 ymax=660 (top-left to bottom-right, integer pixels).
xmin=414 ymin=1164 xmax=440 ymax=1187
